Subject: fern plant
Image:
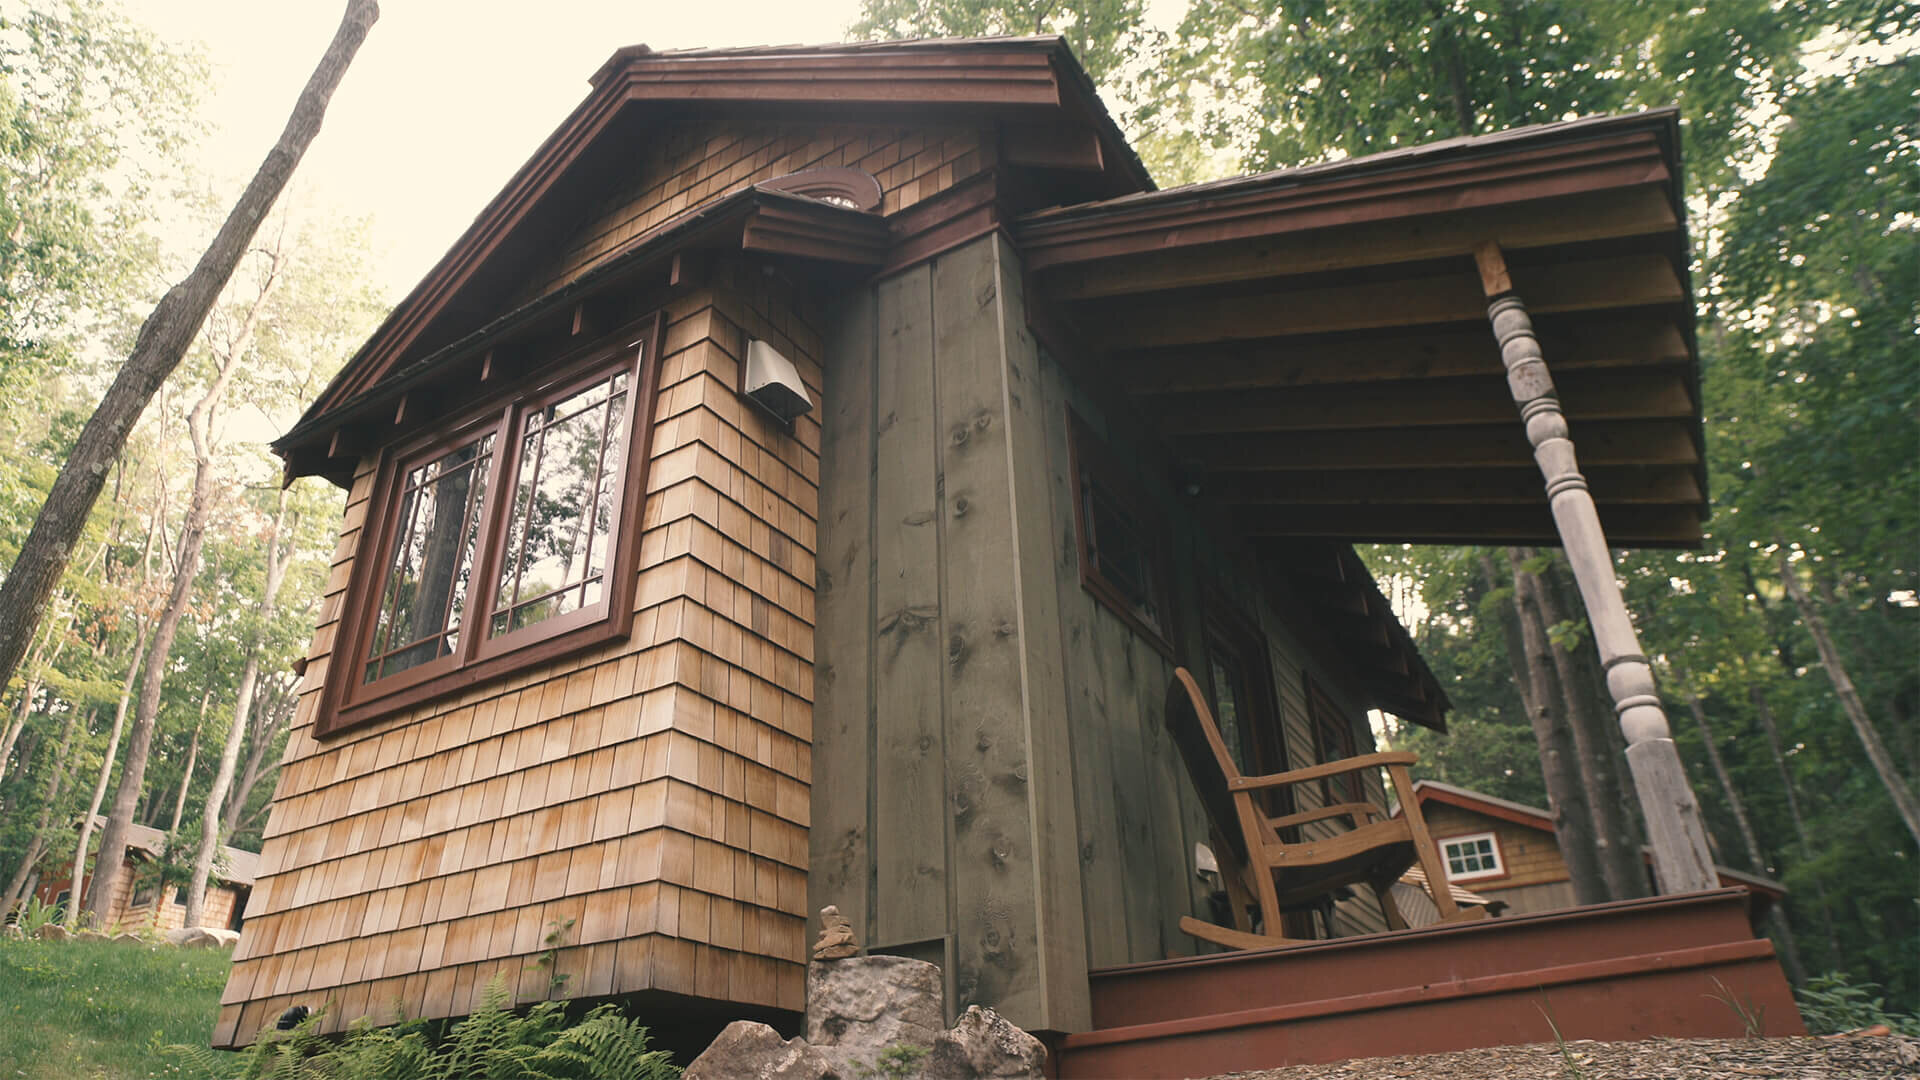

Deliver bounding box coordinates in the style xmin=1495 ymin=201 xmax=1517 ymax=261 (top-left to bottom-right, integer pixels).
xmin=167 ymin=976 xmax=679 ymax=1079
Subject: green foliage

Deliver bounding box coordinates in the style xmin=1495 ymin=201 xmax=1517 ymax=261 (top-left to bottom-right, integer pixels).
xmin=848 ymin=0 xmax=1151 ymax=88
xmin=0 ymin=934 xmax=236 ymax=1079
xmin=0 ymin=0 xmax=201 ymax=393
xmin=1793 ymin=971 xmax=1920 ymax=1036
xmin=538 ymin=917 xmax=577 ymax=997
xmin=858 ymin=1044 xmax=928 ymax=1079
xmin=168 ymin=976 xmax=680 ymax=1080
xmin=8 ymin=892 xmax=64 ymax=933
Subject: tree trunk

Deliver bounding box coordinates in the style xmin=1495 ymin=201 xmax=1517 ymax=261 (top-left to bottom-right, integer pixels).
xmin=1 ymin=707 xmax=82 ymax=912
xmin=1484 ymin=550 xmax=1608 ymax=903
xmin=225 ymin=672 xmax=296 ymax=833
xmin=1684 ymin=689 xmax=1806 ymax=985
xmin=68 ymin=634 xmax=144 ymax=927
xmin=0 ymin=0 xmax=379 ymax=702
xmin=1777 ymin=551 xmax=1920 ymax=846
xmin=88 ymin=461 xmax=215 ymax=924
xmin=0 ymin=624 xmax=67 ymax=787
xmin=168 ymin=710 xmax=203 ymax=834
xmin=185 ymin=490 xmax=292 ymax=927
xmin=1516 ymin=548 xmax=1645 ymax=900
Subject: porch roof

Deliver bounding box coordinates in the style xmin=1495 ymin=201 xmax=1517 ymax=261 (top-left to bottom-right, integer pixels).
xmin=1016 ymin=109 xmax=1707 ymax=549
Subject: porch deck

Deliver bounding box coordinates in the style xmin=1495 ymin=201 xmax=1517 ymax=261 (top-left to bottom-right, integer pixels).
xmin=1057 ymin=887 xmax=1801 ymax=1079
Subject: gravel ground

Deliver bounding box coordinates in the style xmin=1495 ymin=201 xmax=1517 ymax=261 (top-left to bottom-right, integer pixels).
xmin=1206 ymin=1035 xmax=1920 ymax=1079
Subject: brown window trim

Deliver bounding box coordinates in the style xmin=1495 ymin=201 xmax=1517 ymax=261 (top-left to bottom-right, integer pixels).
xmin=1067 ymin=409 xmax=1176 ymax=658
xmin=1306 ymin=675 xmax=1364 ymax=807
xmin=314 ymin=314 xmax=664 ymax=739
xmin=1202 ymin=592 xmax=1291 ymax=808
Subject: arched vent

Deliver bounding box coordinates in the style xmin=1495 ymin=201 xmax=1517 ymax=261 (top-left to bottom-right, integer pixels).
xmin=758 ymin=167 xmax=883 ymax=212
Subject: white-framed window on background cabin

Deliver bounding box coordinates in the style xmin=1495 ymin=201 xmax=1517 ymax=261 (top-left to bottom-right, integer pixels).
xmin=1439 ymin=831 xmax=1506 ymax=882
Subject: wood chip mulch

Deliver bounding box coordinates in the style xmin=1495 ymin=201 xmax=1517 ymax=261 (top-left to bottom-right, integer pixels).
xmin=1205 ymin=1034 xmax=1920 ymax=1080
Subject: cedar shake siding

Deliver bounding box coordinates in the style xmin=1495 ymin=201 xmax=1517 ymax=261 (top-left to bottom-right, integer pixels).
xmin=519 ymin=121 xmax=989 ymax=303
xmin=216 ymin=266 xmax=823 ymax=1047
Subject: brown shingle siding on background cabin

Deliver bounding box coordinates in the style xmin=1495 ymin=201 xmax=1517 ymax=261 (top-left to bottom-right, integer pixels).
xmin=216 ymin=263 xmax=822 ymax=1049
xmin=520 ymin=120 xmax=987 ymax=301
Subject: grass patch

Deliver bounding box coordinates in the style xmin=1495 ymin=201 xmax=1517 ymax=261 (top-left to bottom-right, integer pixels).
xmin=0 ymin=937 xmax=237 ymax=1079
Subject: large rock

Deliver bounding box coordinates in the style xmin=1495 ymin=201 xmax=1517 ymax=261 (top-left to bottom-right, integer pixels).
xmin=684 ymin=1021 xmax=842 ymax=1080
xmin=165 ymin=926 xmax=239 ymax=948
xmin=33 ymin=923 xmax=68 ymax=941
xmin=806 ymin=955 xmax=945 ymax=1052
xmin=74 ymin=929 xmax=111 ymax=942
xmin=924 ymin=1006 xmax=1047 ymax=1079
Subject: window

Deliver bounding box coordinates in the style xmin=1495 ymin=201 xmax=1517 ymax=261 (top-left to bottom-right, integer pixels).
xmin=1203 ymin=596 xmax=1286 ymax=782
xmin=318 ymin=319 xmax=661 ymax=737
xmin=1440 ymin=832 xmax=1506 ymax=882
xmin=1069 ymin=412 xmax=1173 ymax=653
xmin=1307 ymin=677 xmax=1363 ymax=805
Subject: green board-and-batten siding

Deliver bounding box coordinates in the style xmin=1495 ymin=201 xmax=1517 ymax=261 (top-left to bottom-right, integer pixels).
xmin=810 ymin=232 xmax=1396 ymax=1035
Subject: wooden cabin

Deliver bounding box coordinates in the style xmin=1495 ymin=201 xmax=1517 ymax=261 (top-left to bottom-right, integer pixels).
xmin=225 ymin=36 xmax=1797 ymax=1064
xmin=1404 ymin=779 xmax=1787 ymax=919
xmin=37 ymin=818 xmax=257 ymax=933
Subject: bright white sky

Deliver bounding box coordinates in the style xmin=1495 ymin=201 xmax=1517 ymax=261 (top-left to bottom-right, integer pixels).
xmin=126 ymin=0 xmax=871 ymax=297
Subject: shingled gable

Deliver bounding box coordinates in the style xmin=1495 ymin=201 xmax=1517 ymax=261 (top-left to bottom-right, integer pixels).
xmin=275 ymin=36 xmax=1150 ymax=486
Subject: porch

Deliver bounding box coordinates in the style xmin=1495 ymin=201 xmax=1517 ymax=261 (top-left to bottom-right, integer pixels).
xmin=1058 ymin=887 xmax=1802 ymax=1078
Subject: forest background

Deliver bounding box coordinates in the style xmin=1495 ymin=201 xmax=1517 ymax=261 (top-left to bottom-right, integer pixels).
xmin=1 ymin=0 xmax=1913 ymax=1016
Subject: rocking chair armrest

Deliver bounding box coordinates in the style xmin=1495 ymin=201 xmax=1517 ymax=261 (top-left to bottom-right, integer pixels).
xmin=1266 ymin=802 xmax=1382 ymax=831
xmin=1228 ymin=752 xmax=1418 ymax=792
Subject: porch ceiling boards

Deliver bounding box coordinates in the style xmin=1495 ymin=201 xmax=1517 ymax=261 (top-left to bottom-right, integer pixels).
xmin=1018 ymin=110 xmax=1707 ymax=550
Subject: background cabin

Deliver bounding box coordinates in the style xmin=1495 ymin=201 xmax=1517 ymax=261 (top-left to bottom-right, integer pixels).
xmin=223 ymin=35 xmax=1798 ymax=1066
xmin=1403 ymin=779 xmax=1786 ymax=921
xmin=36 ymin=818 xmax=256 ymax=933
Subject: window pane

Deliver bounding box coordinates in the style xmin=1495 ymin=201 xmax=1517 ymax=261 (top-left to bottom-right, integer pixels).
xmin=1084 ymin=481 xmax=1159 ymax=628
xmin=492 ymin=372 xmax=628 ymax=636
xmin=1209 ymin=656 xmax=1246 ymax=772
xmin=364 ymin=435 xmax=494 ymax=683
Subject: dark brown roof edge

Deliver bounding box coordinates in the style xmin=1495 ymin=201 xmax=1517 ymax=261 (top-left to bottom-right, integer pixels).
xmin=273 ymin=185 xmax=793 ymax=464
xmin=297 ymin=36 xmax=1154 ymax=438
xmin=591 ymin=35 xmax=1153 ymax=193
xmin=1021 ymin=107 xmax=1680 ymax=226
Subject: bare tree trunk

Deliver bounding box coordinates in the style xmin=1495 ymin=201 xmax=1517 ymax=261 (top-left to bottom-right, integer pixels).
xmin=225 ymin=672 xmax=295 ymax=833
xmin=0 ymin=625 xmax=68 ymax=787
xmin=68 ymin=633 xmax=144 ymax=927
xmin=1484 ymin=550 xmax=1608 ymax=903
xmin=1 ymin=707 xmax=83 ymax=912
xmin=0 ymin=0 xmax=379 ymax=701
xmin=185 ymin=490 xmax=292 ymax=927
xmin=1777 ymin=552 xmax=1920 ymax=846
xmin=1516 ymin=548 xmax=1645 ymax=900
xmin=168 ymin=708 xmax=204 ymax=834
xmin=1685 ymin=689 xmax=1806 ymax=985
xmin=88 ymin=421 xmax=221 ymax=927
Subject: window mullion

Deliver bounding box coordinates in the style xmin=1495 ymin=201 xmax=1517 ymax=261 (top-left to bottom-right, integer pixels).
xmin=462 ymin=408 xmax=517 ymax=664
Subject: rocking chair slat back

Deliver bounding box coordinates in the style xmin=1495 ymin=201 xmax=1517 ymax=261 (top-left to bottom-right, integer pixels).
xmin=1166 ymin=667 xmax=1473 ymax=952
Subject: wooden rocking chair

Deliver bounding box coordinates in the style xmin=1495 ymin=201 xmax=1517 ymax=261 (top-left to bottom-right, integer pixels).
xmin=1166 ymin=667 xmax=1483 ymax=950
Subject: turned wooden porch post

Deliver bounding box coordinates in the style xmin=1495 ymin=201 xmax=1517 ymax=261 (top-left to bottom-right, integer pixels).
xmin=1473 ymin=242 xmax=1718 ymax=894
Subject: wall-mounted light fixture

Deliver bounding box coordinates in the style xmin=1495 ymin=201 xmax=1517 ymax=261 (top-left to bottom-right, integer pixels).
xmin=743 ymin=338 xmax=813 ymax=424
